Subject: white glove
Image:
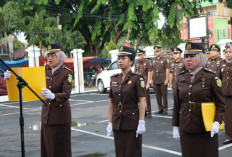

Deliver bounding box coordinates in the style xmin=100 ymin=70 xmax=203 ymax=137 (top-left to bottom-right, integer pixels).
xmin=41 ymin=88 xmax=55 ymax=100
xmin=136 ymin=120 xmax=146 ymax=138
xmin=106 ymin=122 xmax=113 ymax=136
xmin=211 ymin=121 xmax=220 ymax=138
xmin=4 ymin=70 xmax=11 ymax=80
xmin=173 ymin=126 xmax=180 ymax=141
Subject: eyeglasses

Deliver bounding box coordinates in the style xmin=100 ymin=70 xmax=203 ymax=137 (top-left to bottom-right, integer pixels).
xmin=47 ymin=54 xmax=56 ymax=59
xmin=184 ymin=54 xmax=196 ymax=58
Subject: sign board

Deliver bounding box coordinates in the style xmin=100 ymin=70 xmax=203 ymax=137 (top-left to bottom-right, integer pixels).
xmin=189 ymin=16 xmax=207 ymax=39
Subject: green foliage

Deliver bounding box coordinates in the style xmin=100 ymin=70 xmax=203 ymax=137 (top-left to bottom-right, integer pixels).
xmin=0 ymin=1 xmax=23 ymax=32
xmin=13 ymin=38 xmax=25 ymax=51
xmin=1 ymin=0 xmax=199 ymax=56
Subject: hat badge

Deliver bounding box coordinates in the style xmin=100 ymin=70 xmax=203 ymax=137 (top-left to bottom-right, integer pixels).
xmin=48 ymin=45 xmax=51 ymax=50
xmin=120 ymin=47 xmax=123 ymax=51
xmin=187 ymin=43 xmax=191 ymax=50
xmin=174 ymin=48 xmax=177 ymax=51
xmin=212 ymin=45 xmax=216 ymax=49
xmin=137 ymin=50 xmax=139 ymax=53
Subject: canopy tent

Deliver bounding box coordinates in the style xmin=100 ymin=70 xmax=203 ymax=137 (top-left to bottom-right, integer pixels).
xmin=0 ymin=59 xmax=29 ymax=71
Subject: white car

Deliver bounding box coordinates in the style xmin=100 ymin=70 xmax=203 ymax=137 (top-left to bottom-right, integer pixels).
xmin=96 ymin=56 xmax=155 ymax=93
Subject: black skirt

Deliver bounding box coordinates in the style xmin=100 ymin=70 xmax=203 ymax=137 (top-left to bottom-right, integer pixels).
xmin=180 ymin=131 xmax=218 ymax=157
xmin=41 ymin=123 xmax=71 ymax=157
xmin=113 ymin=130 xmax=142 ymax=157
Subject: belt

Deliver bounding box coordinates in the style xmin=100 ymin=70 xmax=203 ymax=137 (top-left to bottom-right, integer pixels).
xmin=117 ymin=103 xmax=138 ymax=111
xmin=189 ymin=101 xmax=195 ymax=110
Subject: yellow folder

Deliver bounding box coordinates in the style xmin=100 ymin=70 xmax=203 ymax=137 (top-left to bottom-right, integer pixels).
xmin=201 ymin=102 xmax=224 ymax=131
xmin=6 ymin=67 xmax=46 ymax=101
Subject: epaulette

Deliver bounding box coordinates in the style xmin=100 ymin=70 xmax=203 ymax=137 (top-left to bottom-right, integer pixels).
xmin=111 ymin=73 xmax=119 ymax=77
xmin=62 ymin=65 xmax=72 ymax=72
xmin=203 ymin=67 xmax=216 ymax=74
xmin=179 ymin=67 xmax=187 ymax=75
xmin=132 ymin=72 xmax=144 ymax=78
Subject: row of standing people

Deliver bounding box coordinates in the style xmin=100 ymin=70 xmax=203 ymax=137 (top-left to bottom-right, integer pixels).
xmin=106 ymin=42 xmax=232 ymax=157
xmin=3 ymin=42 xmax=231 ymax=157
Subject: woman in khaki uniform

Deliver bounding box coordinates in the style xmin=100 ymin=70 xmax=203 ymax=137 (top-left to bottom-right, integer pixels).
xmin=40 ymin=43 xmax=72 ymax=157
xmin=172 ymin=42 xmax=225 ymax=157
xmin=106 ymin=46 xmax=146 ymax=157
xmin=217 ymin=45 xmax=232 ymax=144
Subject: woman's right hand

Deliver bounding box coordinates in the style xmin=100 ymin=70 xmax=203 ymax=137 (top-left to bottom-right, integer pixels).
xmin=4 ymin=70 xmax=11 ymax=80
xmin=173 ymin=126 xmax=180 ymax=141
xmin=106 ymin=122 xmax=113 ymax=136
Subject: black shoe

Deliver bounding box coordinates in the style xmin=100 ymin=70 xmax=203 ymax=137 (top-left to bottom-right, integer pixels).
xmin=155 ymin=110 xmax=163 ymax=114
xmin=163 ymin=111 xmax=168 ymax=114
xmin=146 ymin=113 xmax=152 ymax=119
xmin=223 ymin=139 xmax=232 ymax=145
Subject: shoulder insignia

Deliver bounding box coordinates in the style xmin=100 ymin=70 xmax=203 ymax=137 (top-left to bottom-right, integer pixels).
xmin=111 ymin=73 xmax=119 ymax=77
xmin=63 ymin=65 xmax=72 ymax=72
xmin=140 ymin=80 xmax=145 ymax=88
xmin=68 ymin=74 xmax=72 ymax=83
xmin=215 ymin=77 xmax=222 ymax=87
xmin=203 ymin=67 xmax=216 ymax=74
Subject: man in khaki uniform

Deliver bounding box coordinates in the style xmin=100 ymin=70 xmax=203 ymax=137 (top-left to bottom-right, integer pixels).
xmin=205 ymin=48 xmax=211 ymax=59
xmin=169 ymin=47 xmax=184 ymax=89
xmin=217 ymin=45 xmax=232 ymax=144
xmin=151 ymin=46 xmax=169 ymax=114
xmin=134 ymin=49 xmax=152 ymax=117
xmin=206 ymin=44 xmax=223 ymax=72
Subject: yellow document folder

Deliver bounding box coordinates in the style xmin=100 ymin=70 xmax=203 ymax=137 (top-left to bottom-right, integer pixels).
xmin=201 ymin=102 xmax=224 ymax=131
xmin=6 ymin=67 xmax=46 ymax=101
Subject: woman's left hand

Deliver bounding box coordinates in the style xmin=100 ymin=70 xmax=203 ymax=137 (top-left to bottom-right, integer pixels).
xmin=136 ymin=120 xmax=146 ymax=138
xmin=41 ymin=88 xmax=55 ymax=100
xmin=210 ymin=121 xmax=220 ymax=138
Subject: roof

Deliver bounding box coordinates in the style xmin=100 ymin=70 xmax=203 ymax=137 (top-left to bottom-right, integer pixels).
xmin=196 ymin=0 xmax=217 ymax=8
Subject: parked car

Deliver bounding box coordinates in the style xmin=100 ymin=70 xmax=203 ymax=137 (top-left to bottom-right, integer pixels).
xmin=96 ymin=56 xmax=155 ymax=93
xmin=0 ymin=69 xmax=7 ymax=96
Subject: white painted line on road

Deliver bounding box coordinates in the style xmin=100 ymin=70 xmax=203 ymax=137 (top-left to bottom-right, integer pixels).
xmin=0 ymin=107 xmax=41 ymax=117
xmin=71 ymin=128 xmax=182 ymax=156
xmin=142 ymin=144 xmax=181 ymax=156
xmin=69 ymin=99 xmax=92 ymax=102
xmin=0 ymin=104 xmax=30 ymax=109
xmin=219 ymin=143 xmax=232 ymax=150
xmin=72 ymin=128 xmax=113 ymax=139
xmin=97 ymin=120 xmax=109 ymax=123
xmin=152 ymin=115 xmax=172 ymax=119
xmin=70 ymin=100 xmax=108 ymax=107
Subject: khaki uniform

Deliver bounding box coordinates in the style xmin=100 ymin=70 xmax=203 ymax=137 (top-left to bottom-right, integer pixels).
xmin=217 ymin=60 xmax=232 ymax=140
xmin=172 ymin=67 xmax=225 ymax=157
xmin=206 ymin=57 xmax=223 ymax=72
xmin=134 ymin=58 xmax=152 ymax=114
xmin=109 ymin=70 xmax=146 ymax=157
xmin=41 ymin=65 xmax=72 ymax=157
xmin=151 ymin=56 xmax=168 ymax=111
xmin=169 ymin=58 xmax=184 ymax=89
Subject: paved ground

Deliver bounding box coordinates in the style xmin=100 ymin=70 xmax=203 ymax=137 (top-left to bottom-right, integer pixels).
xmin=0 ymin=91 xmax=232 ymax=157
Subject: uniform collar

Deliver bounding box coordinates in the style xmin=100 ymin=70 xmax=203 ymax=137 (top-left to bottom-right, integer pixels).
xmin=120 ymin=70 xmax=132 ymax=85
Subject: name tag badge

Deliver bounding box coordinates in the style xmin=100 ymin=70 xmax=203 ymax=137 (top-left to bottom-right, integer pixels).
xmin=112 ymin=81 xmax=118 ymax=86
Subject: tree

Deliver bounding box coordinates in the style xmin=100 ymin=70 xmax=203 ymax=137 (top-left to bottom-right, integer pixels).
xmin=46 ymin=0 xmax=196 ymax=54
xmin=5 ymin=0 xmax=198 ymax=56
xmin=0 ymin=1 xmax=23 ymax=59
xmin=24 ymin=9 xmax=61 ymax=56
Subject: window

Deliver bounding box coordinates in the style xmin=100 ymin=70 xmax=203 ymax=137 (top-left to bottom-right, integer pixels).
xmin=108 ymin=61 xmax=118 ymax=70
xmin=223 ymin=29 xmax=226 ymax=39
xmin=217 ymin=29 xmax=220 ymax=42
xmin=208 ymin=11 xmax=217 ymax=16
xmin=224 ymin=7 xmax=227 ymax=16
